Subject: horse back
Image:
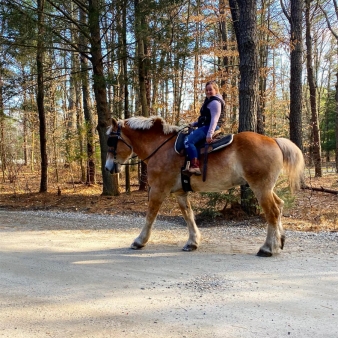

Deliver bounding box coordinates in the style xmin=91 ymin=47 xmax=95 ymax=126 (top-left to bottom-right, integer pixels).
xmin=219 ymin=131 xmax=284 ymax=185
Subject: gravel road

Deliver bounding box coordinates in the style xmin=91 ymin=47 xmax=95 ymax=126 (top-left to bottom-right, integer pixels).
xmin=0 ymin=209 xmax=337 ymax=338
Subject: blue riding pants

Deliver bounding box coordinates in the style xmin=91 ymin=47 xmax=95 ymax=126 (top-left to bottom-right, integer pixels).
xmin=184 ymin=126 xmax=219 ymax=159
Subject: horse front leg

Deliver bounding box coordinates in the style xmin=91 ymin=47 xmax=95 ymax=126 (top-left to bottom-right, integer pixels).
xmin=130 ymin=187 xmax=167 ymax=250
xmin=175 ymin=192 xmax=201 ymax=251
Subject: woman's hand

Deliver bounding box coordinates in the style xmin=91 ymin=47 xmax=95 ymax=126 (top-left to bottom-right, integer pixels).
xmin=206 ymin=137 xmax=213 ymax=144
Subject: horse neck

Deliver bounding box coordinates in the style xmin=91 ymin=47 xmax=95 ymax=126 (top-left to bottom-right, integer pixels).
xmin=123 ymin=127 xmax=173 ymax=160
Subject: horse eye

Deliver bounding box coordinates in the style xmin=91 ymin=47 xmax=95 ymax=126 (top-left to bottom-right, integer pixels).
xmin=107 ymin=138 xmax=116 ymax=147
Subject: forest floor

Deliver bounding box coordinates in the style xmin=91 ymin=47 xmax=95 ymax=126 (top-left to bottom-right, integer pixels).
xmin=0 ymin=166 xmax=337 ymax=233
xmin=2 ymin=166 xmax=337 ymax=338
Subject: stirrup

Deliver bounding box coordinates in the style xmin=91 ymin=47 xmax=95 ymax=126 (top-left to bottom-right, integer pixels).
xmin=189 ymin=167 xmax=201 ymax=175
xmin=182 ymin=160 xmax=190 ymax=174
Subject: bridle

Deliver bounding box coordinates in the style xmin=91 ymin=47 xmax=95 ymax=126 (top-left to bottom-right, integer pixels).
xmin=107 ymin=125 xmax=133 ymax=159
xmin=107 ymin=124 xmax=180 ymax=165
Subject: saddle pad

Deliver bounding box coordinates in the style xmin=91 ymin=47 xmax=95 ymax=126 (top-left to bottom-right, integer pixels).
xmin=175 ymin=129 xmax=234 ymax=155
xmin=174 ymin=129 xmax=189 ymax=154
xmin=207 ymin=134 xmax=233 ymax=153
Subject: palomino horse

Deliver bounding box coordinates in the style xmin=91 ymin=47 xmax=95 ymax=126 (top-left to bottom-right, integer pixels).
xmin=105 ymin=116 xmax=304 ymax=256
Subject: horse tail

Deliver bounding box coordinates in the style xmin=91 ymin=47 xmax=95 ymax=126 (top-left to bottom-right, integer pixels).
xmin=275 ymin=138 xmax=305 ymax=193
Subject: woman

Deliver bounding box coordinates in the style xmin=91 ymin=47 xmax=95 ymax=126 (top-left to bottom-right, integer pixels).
xmin=183 ymin=80 xmax=225 ymax=175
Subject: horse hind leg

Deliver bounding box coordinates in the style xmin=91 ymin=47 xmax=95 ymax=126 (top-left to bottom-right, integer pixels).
xmin=255 ymin=189 xmax=284 ymax=257
xmin=175 ymin=192 xmax=201 ymax=251
xmin=273 ymin=192 xmax=285 ymax=249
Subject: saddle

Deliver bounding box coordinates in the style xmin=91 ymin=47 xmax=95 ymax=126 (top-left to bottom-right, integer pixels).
xmin=174 ymin=128 xmax=233 ymax=155
xmin=175 ymin=128 xmax=234 ymax=190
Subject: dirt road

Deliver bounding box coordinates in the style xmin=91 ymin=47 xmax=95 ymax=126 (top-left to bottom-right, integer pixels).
xmin=0 ymin=209 xmax=337 ymax=338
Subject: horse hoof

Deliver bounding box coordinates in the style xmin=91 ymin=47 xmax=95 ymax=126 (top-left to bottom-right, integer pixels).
xmin=281 ymin=235 xmax=286 ymax=250
xmin=257 ymin=249 xmax=272 ymax=257
xmin=130 ymin=242 xmax=144 ymax=250
xmin=182 ymin=244 xmax=198 ymax=251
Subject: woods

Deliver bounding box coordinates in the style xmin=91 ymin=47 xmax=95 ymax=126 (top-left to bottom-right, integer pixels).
xmin=0 ymin=0 xmax=338 ymax=198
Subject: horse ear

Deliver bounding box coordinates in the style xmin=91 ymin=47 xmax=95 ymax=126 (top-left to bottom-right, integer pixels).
xmin=112 ymin=118 xmax=118 ymax=128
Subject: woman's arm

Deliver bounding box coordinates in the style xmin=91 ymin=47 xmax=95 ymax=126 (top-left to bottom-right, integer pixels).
xmin=206 ymin=100 xmax=221 ymax=142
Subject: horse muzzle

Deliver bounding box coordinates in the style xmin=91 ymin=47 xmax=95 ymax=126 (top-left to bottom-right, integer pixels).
xmin=105 ymin=159 xmax=122 ymax=174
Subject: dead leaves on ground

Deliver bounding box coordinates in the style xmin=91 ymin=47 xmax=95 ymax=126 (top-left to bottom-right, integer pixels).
xmin=0 ymin=170 xmax=337 ymax=232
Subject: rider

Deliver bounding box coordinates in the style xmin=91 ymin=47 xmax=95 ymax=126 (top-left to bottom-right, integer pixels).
xmin=183 ymin=80 xmax=225 ymax=175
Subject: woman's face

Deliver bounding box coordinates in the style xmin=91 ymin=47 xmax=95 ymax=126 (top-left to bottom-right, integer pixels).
xmin=205 ymin=84 xmax=217 ymax=98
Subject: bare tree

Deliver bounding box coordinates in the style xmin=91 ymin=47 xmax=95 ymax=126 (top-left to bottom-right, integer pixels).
xmin=281 ymin=0 xmax=304 ymax=150
xmin=134 ymin=0 xmax=150 ymax=191
xmin=229 ymin=0 xmax=259 ymax=215
xmin=229 ymin=0 xmax=258 ymax=132
xmin=305 ymin=0 xmax=322 ymax=176
xmin=320 ymin=0 xmax=338 ymax=172
xmin=79 ymin=7 xmax=96 ymax=185
xmin=88 ymin=0 xmax=119 ymax=195
xmin=36 ymin=0 xmax=48 ymax=192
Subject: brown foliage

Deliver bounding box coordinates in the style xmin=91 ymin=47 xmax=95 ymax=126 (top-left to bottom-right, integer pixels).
xmin=0 ymin=167 xmax=337 ymax=233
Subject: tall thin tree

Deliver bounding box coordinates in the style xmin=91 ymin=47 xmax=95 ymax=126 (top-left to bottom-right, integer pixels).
xmin=36 ymin=0 xmax=48 ymax=192
xmin=320 ymin=0 xmax=338 ymax=172
xmin=281 ymin=0 xmax=304 ymax=150
xmin=305 ymin=0 xmax=322 ymax=177
xmin=229 ymin=0 xmax=259 ymax=215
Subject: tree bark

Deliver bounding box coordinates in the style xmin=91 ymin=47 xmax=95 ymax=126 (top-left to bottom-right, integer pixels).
xmin=335 ymin=74 xmax=338 ymax=173
xmin=282 ymin=0 xmax=303 ymax=150
xmin=36 ymin=0 xmax=48 ymax=193
xmin=0 ymin=71 xmax=6 ymax=177
xmin=302 ymin=185 xmax=338 ymax=195
xmin=229 ymin=0 xmax=259 ymax=215
xmin=134 ymin=0 xmax=149 ymax=191
xmin=305 ymin=0 xmax=322 ymax=177
xmin=134 ymin=0 xmax=149 ymax=118
xmin=88 ymin=0 xmax=118 ymax=195
xmin=79 ymin=8 xmax=96 ymax=185
xmin=230 ymin=0 xmax=258 ymax=133
xmin=319 ymin=1 xmax=338 ymax=173
xmin=122 ymin=1 xmax=130 ymax=193
xmin=257 ymin=0 xmax=270 ymax=135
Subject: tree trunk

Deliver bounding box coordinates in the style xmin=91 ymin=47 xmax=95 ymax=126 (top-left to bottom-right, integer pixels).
xmin=122 ymin=1 xmax=130 ymax=193
xmin=194 ymin=0 xmax=201 ymax=115
xmin=66 ymin=28 xmax=77 ymax=166
xmin=134 ymin=0 xmax=149 ymax=191
xmin=230 ymin=0 xmax=258 ymax=133
xmin=219 ymin=0 xmax=229 ymax=120
xmin=319 ymin=1 xmax=338 ymax=172
xmin=229 ymin=0 xmax=259 ymax=215
xmin=288 ymin=0 xmax=303 ymax=150
xmin=335 ymin=74 xmax=338 ymax=173
xmin=80 ymin=8 xmax=96 ymax=185
xmin=305 ymin=0 xmax=322 ymax=177
xmin=88 ymin=0 xmax=118 ymax=195
xmin=36 ymin=0 xmax=48 ymax=193
xmin=0 ymin=71 xmax=6 ymax=177
xmin=134 ymin=0 xmax=149 ymax=118
xmin=257 ymin=0 xmax=270 ymax=135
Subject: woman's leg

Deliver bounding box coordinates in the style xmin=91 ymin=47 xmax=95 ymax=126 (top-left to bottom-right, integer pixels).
xmin=183 ymin=126 xmax=208 ymax=175
xmin=184 ymin=126 xmax=208 ymax=160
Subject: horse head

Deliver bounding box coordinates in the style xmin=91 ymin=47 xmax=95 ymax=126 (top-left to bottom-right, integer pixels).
xmin=105 ymin=118 xmax=133 ymax=174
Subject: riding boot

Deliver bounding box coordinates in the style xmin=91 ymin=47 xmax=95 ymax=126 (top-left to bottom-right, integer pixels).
xmin=189 ymin=158 xmax=201 ymax=175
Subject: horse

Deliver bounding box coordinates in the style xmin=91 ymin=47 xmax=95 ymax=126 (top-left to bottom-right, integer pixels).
xmin=105 ymin=116 xmax=304 ymax=257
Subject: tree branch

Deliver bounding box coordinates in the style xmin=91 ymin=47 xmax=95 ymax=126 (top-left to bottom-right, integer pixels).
xmin=280 ymin=0 xmax=291 ymax=23
xmin=319 ymin=3 xmax=338 ymax=40
xmin=302 ymin=185 xmax=338 ymax=195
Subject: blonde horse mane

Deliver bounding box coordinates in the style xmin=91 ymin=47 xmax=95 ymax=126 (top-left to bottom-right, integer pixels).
xmin=120 ymin=116 xmax=180 ymax=135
